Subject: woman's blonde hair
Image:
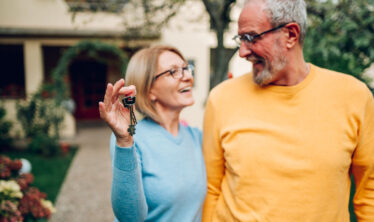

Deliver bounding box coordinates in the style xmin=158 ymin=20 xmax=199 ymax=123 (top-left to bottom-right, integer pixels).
xmin=124 ymin=45 xmax=186 ymax=123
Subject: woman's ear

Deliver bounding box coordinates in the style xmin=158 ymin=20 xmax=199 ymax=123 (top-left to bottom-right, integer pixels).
xmin=284 ymin=23 xmax=300 ymax=49
xmin=149 ymin=90 xmax=157 ymax=102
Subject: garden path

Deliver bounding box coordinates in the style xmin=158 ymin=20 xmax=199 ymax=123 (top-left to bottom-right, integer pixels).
xmin=49 ymin=124 xmax=114 ymax=222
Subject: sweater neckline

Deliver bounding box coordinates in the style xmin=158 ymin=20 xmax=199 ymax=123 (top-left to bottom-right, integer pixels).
xmin=258 ymin=63 xmax=316 ymax=94
xmin=144 ymin=117 xmax=183 ymax=144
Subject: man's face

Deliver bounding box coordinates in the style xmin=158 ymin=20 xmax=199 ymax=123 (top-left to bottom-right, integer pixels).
xmin=238 ymin=1 xmax=287 ymax=86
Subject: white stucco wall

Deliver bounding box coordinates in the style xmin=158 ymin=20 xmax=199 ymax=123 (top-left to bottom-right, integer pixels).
xmin=0 ymin=0 xmax=125 ymax=31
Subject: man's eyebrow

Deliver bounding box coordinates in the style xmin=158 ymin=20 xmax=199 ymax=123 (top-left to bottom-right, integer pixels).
xmin=240 ymin=31 xmax=258 ymax=36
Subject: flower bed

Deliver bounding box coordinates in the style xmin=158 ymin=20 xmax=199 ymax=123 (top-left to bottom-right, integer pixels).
xmin=0 ymin=155 xmax=56 ymax=222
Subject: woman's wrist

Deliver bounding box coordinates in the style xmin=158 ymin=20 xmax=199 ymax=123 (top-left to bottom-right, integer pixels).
xmin=116 ymin=136 xmax=133 ymax=148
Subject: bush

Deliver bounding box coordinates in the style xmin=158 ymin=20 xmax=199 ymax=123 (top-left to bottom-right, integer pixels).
xmin=27 ymin=133 xmax=60 ymax=157
xmin=16 ymin=88 xmax=64 ymax=156
xmin=0 ymin=103 xmax=13 ymax=150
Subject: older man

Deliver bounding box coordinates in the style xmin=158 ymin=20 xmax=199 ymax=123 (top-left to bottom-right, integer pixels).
xmin=202 ymin=0 xmax=374 ymax=221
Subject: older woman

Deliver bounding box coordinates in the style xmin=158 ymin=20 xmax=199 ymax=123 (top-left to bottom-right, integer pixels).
xmin=99 ymin=45 xmax=206 ymax=222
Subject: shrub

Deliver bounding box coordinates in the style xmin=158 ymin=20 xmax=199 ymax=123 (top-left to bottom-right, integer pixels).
xmin=0 ymin=103 xmax=13 ymax=150
xmin=16 ymin=88 xmax=64 ymax=156
xmin=27 ymin=133 xmax=60 ymax=157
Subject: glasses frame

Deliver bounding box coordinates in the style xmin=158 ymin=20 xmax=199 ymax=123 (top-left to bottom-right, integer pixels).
xmin=233 ymin=23 xmax=288 ymax=47
xmin=153 ymin=64 xmax=194 ymax=81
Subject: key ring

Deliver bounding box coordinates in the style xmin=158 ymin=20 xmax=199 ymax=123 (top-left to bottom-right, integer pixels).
xmin=122 ymin=96 xmax=137 ymax=136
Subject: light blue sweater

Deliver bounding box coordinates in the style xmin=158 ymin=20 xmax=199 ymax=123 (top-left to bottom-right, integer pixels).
xmin=110 ymin=117 xmax=207 ymax=222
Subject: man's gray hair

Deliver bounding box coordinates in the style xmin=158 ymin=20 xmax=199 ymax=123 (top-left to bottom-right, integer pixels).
xmin=246 ymin=0 xmax=307 ymax=44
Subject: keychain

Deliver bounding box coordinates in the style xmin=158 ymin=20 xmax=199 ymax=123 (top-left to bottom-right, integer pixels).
xmin=122 ymin=96 xmax=137 ymax=136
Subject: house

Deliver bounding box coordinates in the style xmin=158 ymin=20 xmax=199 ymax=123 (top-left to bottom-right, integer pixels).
xmin=0 ymin=0 xmax=251 ymax=138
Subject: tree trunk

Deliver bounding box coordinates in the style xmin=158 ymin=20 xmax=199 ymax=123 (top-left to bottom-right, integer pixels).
xmin=209 ymin=27 xmax=237 ymax=90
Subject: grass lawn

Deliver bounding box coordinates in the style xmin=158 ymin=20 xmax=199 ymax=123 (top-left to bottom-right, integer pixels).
xmin=3 ymin=147 xmax=78 ymax=203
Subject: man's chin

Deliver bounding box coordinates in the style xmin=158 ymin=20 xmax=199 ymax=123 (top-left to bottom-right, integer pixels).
xmin=253 ymin=71 xmax=273 ymax=86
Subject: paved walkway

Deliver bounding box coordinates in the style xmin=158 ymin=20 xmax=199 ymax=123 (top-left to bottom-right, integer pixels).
xmin=49 ymin=125 xmax=114 ymax=222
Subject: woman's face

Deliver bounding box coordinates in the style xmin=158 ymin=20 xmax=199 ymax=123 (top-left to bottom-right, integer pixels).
xmin=149 ymin=50 xmax=194 ymax=112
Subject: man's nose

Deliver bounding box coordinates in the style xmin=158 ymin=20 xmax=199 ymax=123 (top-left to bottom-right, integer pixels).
xmin=239 ymin=42 xmax=252 ymax=58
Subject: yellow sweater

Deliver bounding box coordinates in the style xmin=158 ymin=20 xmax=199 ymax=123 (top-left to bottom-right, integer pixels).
xmin=202 ymin=64 xmax=374 ymax=222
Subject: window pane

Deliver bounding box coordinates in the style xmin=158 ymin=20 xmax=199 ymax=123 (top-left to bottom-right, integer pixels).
xmin=0 ymin=44 xmax=25 ymax=98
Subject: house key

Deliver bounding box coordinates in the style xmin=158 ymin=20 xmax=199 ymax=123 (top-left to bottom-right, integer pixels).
xmin=122 ymin=96 xmax=137 ymax=136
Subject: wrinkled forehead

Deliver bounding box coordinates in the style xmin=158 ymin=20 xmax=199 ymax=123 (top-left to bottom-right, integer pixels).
xmin=157 ymin=50 xmax=186 ymax=71
xmin=238 ymin=1 xmax=271 ymax=34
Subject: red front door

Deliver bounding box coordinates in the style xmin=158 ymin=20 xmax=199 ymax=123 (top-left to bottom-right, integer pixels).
xmin=69 ymin=60 xmax=107 ymax=119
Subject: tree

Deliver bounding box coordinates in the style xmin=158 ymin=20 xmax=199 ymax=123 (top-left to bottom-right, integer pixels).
xmin=304 ymin=0 xmax=374 ymax=93
xmin=204 ymin=0 xmax=374 ymax=91
xmin=202 ymin=0 xmax=239 ymax=90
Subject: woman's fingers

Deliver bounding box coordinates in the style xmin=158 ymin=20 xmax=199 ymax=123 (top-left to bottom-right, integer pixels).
xmin=112 ymin=79 xmax=125 ymax=104
xmin=119 ymin=85 xmax=136 ymax=97
xmin=98 ymin=101 xmax=106 ymax=119
xmin=103 ymin=83 xmax=114 ymax=113
xmin=100 ymin=79 xmax=136 ymax=122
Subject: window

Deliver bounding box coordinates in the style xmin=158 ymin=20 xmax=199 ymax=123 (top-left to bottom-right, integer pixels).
xmin=0 ymin=44 xmax=25 ymax=98
xmin=42 ymin=46 xmax=67 ymax=84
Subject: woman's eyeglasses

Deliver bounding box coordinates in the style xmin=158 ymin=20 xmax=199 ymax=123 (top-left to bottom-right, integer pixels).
xmin=153 ymin=64 xmax=194 ymax=81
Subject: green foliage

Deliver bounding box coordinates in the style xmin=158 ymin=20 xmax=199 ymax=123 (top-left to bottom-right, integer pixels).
xmin=0 ymin=103 xmax=13 ymax=150
xmin=16 ymin=92 xmax=64 ymax=139
xmin=305 ymin=0 xmax=374 ymax=92
xmin=16 ymin=91 xmax=64 ymax=156
xmin=27 ymin=133 xmax=60 ymax=157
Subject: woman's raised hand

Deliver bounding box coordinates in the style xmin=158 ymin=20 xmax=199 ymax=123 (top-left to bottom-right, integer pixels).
xmin=99 ymin=79 xmax=136 ymax=147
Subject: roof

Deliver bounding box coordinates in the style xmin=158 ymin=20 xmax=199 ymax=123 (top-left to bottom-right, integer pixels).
xmin=0 ymin=27 xmax=160 ymax=40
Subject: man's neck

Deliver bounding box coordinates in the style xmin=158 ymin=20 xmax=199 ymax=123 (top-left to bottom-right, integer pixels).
xmin=271 ymin=50 xmax=309 ymax=86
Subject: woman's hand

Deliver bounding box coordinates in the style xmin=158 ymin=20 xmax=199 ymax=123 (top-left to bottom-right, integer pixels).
xmin=99 ymin=79 xmax=136 ymax=148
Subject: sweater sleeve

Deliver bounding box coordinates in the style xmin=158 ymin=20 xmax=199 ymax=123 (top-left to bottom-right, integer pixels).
xmin=110 ymin=137 xmax=148 ymax=222
xmin=351 ymin=89 xmax=374 ymax=222
xmin=202 ymin=95 xmax=225 ymax=222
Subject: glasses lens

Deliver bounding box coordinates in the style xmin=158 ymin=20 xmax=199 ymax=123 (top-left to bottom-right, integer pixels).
xmin=171 ymin=68 xmax=183 ymax=79
xmin=187 ymin=64 xmax=194 ymax=72
xmin=233 ymin=35 xmax=241 ymax=47
xmin=171 ymin=65 xmax=194 ymax=79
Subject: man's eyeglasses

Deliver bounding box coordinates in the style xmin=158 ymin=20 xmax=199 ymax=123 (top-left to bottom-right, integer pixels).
xmin=153 ymin=64 xmax=194 ymax=81
xmin=233 ymin=23 xmax=288 ymax=47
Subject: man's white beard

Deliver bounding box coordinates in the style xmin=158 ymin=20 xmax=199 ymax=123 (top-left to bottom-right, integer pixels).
xmin=250 ymin=41 xmax=287 ymax=86
xmin=253 ymin=62 xmax=273 ymax=86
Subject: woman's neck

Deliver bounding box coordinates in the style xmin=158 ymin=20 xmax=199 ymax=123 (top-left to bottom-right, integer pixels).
xmin=154 ymin=104 xmax=181 ymax=136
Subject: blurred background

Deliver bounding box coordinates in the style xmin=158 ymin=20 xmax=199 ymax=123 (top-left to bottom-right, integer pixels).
xmin=0 ymin=0 xmax=373 ymax=221
xmin=0 ymin=0 xmax=373 ymax=133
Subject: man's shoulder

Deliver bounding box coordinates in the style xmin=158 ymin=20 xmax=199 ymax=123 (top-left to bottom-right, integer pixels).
xmin=312 ymin=64 xmax=369 ymax=93
xmin=209 ymin=74 xmax=253 ymax=99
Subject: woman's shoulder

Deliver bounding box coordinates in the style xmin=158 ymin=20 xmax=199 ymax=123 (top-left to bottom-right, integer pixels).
xmin=180 ymin=122 xmax=202 ymax=144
